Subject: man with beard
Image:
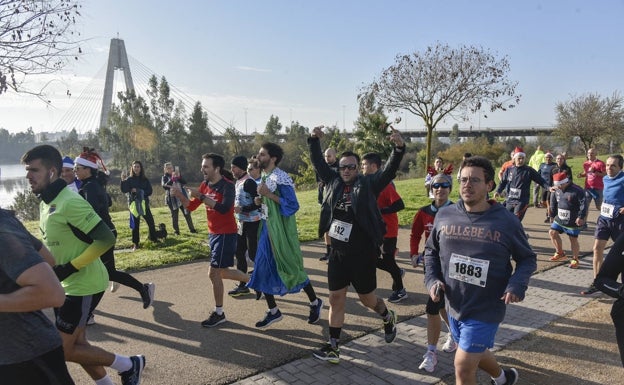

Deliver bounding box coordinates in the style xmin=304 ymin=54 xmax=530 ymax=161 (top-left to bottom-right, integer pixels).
xmin=171 ymin=153 xmax=249 ymax=327
xmin=247 ymin=142 xmax=324 ymax=329
xmin=21 ymin=145 xmax=144 ymax=385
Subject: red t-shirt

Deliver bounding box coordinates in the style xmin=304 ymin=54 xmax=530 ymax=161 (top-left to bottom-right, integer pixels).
xmin=582 ymin=159 xmax=606 ymax=189
xmin=187 ymin=178 xmax=237 ymax=234
xmin=377 ymin=182 xmax=402 ymax=238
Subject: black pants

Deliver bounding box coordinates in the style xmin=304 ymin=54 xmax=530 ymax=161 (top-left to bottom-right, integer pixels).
xmin=264 ymin=281 xmax=317 ymax=309
xmin=376 ymin=237 xmax=404 ymax=291
xmin=132 ymin=204 xmax=157 ymax=244
xmin=235 ymin=221 xmax=260 ymax=282
xmin=612 ymin=298 xmax=624 ymax=367
xmin=169 ymin=205 xmax=196 ymax=234
xmin=101 ymin=230 xmax=144 ymax=293
xmin=0 ymin=346 xmax=75 ymax=385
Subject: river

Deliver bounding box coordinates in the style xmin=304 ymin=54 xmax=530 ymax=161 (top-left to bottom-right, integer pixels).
xmin=0 ymin=164 xmax=30 ymax=209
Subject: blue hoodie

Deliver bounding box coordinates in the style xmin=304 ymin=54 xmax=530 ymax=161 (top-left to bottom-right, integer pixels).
xmin=424 ymin=200 xmax=537 ymax=323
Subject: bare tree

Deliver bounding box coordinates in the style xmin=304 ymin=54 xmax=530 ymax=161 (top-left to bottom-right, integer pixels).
xmin=0 ymin=0 xmax=82 ymax=96
xmin=555 ymin=92 xmax=624 ymax=153
xmin=360 ymin=42 xmax=520 ymax=169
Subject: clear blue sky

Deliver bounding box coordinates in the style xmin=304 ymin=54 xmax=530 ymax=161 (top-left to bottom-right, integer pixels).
xmin=1 ymin=0 xmax=623 ymax=135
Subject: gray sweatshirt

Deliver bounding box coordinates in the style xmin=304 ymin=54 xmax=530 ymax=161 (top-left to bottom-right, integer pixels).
xmin=424 ymin=200 xmax=537 ymax=323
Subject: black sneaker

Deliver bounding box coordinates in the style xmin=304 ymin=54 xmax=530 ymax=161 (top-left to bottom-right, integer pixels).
xmin=388 ymin=288 xmax=408 ymax=303
xmin=228 ymin=285 xmax=251 ymax=297
xmin=201 ymin=311 xmax=226 ymax=327
xmin=140 ymin=283 xmax=155 ymax=309
xmin=255 ymin=309 xmax=283 ymax=328
xmin=491 ymin=367 xmax=518 ymax=385
xmin=319 ymin=254 xmax=329 ymax=261
xmin=308 ymin=298 xmax=323 ymax=324
xmin=119 ymin=355 xmax=145 ymax=385
xmin=312 ymin=343 xmax=340 ymax=364
xmin=383 ymin=309 xmax=397 ymax=343
xmin=581 ymin=284 xmax=599 ymax=295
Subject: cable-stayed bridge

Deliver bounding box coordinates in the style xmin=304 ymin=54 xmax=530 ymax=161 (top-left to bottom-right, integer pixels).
xmin=53 ymin=38 xmax=234 ymax=136
xmin=52 ymin=38 xmax=555 ymax=141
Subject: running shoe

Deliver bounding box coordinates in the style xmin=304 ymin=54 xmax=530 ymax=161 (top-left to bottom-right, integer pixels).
xmin=86 ymin=313 xmax=96 ymax=326
xmin=418 ymin=350 xmax=438 ymax=372
xmin=442 ymin=334 xmax=458 ymax=353
xmin=110 ymin=281 xmax=120 ymax=293
xmin=255 ymin=309 xmax=283 ymax=328
xmin=119 ymin=355 xmax=145 ymax=385
xmin=140 ymin=283 xmax=155 ymax=309
xmin=312 ymin=343 xmax=340 ymax=364
xmin=549 ymin=252 xmax=567 ymax=261
xmin=383 ymin=309 xmax=397 ymax=343
xmin=490 ymin=367 xmax=518 ymax=385
xmin=308 ymin=298 xmax=323 ymax=324
xmin=201 ymin=311 xmax=226 ymax=328
xmin=228 ymin=285 xmax=251 ymax=297
xmin=581 ymin=284 xmax=599 ymax=295
xmin=388 ymin=288 xmax=408 ymax=303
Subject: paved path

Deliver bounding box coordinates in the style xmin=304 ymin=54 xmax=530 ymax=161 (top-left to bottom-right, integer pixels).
xmin=65 ymin=205 xmax=613 ymax=384
xmin=233 ymin=258 xmax=596 ymax=385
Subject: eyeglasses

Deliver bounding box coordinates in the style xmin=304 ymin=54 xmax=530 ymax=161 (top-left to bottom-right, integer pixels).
xmin=432 ymin=182 xmax=451 ymax=189
xmin=338 ymin=164 xmax=357 ymax=171
xmin=459 ymin=177 xmax=483 ymax=185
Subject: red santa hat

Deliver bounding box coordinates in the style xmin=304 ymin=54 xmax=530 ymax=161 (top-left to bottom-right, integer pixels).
xmin=553 ymin=172 xmax=569 ymax=186
xmin=512 ymin=147 xmax=525 ymax=159
xmin=75 ymin=147 xmax=108 ymax=174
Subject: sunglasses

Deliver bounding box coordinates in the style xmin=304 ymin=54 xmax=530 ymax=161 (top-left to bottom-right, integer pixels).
xmin=432 ymin=182 xmax=451 ymax=189
xmin=338 ymin=164 xmax=357 ymax=171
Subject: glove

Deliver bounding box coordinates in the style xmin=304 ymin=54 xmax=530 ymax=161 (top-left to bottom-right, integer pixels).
xmin=53 ymin=262 xmax=78 ymax=282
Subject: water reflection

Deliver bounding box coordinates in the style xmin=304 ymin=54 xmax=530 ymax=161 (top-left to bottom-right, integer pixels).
xmin=0 ymin=176 xmax=30 ymax=208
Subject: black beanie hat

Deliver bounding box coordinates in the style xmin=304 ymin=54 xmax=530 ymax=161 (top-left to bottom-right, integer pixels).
xmin=231 ymin=155 xmax=248 ymax=170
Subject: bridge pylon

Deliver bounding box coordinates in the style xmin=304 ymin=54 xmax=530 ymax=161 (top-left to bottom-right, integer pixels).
xmin=99 ymin=38 xmax=135 ymax=128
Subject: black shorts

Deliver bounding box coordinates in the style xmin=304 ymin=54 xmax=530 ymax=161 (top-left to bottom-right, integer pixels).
xmin=55 ymin=292 xmax=104 ymax=335
xmin=0 ymin=346 xmax=75 ymax=385
xmin=425 ymin=295 xmax=446 ymax=315
xmin=328 ymin=248 xmax=377 ymax=294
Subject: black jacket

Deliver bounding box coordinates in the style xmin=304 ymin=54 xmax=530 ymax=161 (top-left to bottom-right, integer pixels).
xmin=308 ymin=136 xmax=405 ymax=249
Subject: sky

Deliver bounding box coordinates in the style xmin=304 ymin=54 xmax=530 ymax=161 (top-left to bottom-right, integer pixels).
xmin=1 ymin=0 xmax=623 ymax=135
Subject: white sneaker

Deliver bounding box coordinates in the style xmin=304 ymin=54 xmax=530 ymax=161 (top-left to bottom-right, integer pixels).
xmin=110 ymin=281 xmax=120 ymax=293
xmin=86 ymin=314 xmax=96 ymax=325
xmin=442 ymin=334 xmax=458 ymax=353
xmin=418 ymin=350 xmax=437 ymax=373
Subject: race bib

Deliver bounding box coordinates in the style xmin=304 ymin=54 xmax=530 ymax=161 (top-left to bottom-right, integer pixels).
xmin=508 ymin=188 xmax=521 ymax=199
xmin=601 ymin=203 xmax=615 ymax=219
xmin=557 ymin=209 xmax=571 ymax=221
xmin=329 ymin=219 xmax=353 ymax=242
xmin=448 ymin=253 xmax=489 ymax=287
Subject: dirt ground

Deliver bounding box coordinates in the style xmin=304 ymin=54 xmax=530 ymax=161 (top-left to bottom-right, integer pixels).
xmin=436 ymin=297 xmax=623 ymax=385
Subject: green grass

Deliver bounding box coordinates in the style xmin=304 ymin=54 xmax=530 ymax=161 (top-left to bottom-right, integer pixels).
xmin=22 ymin=155 xmax=584 ymax=272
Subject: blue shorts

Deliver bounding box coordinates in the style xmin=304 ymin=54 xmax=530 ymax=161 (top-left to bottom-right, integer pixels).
xmin=550 ymin=222 xmax=581 ymax=238
xmin=594 ymin=215 xmax=624 ymax=242
xmin=448 ymin=316 xmax=499 ymax=353
xmin=208 ymin=233 xmax=237 ymax=268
